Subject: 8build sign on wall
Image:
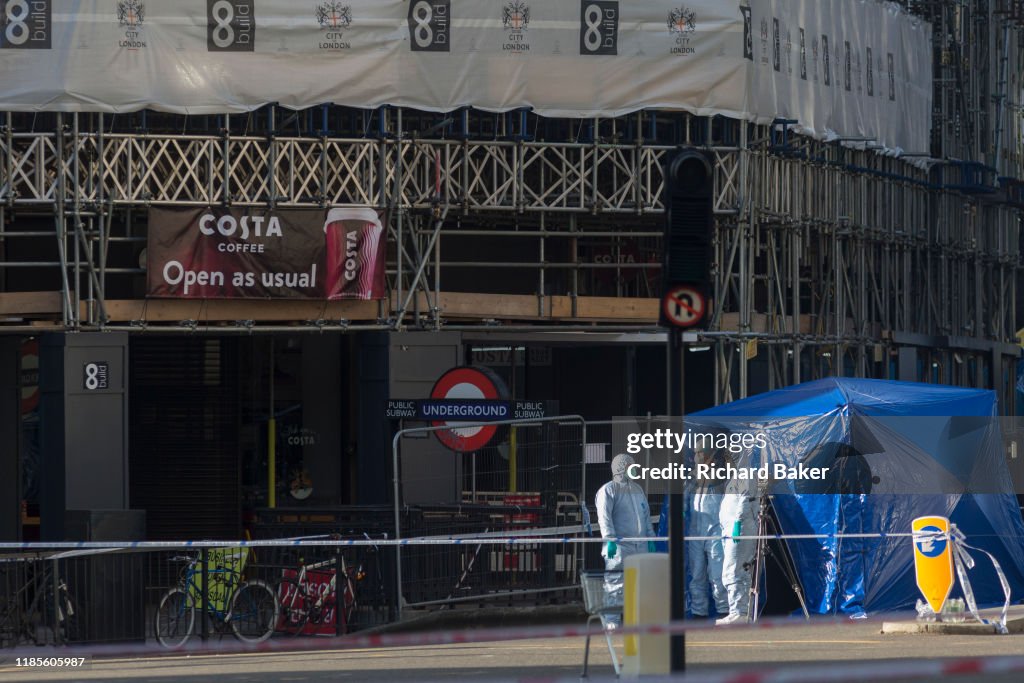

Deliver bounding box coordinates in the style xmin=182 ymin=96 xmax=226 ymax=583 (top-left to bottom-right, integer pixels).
xmin=146 ymin=207 xmax=386 ymax=299
xmin=207 ymin=0 xmax=255 ymax=52
xmin=0 ymin=0 xmax=50 ymax=49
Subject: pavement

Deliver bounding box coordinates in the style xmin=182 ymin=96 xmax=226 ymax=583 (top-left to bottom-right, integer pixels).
xmin=880 ymin=605 xmax=1024 ymax=635
xmin=2 ymin=618 xmax=1024 ymax=682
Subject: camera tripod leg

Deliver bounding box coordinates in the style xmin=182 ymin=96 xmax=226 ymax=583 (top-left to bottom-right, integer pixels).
xmin=748 ymin=502 xmax=769 ymax=622
xmin=750 ymin=496 xmax=811 ymax=622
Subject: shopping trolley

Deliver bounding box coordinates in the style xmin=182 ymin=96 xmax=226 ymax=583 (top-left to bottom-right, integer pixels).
xmin=579 ymin=570 xmax=622 ymax=678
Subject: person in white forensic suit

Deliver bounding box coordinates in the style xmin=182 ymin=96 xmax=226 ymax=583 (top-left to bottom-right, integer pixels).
xmin=595 ymin=453 xmax=655 ymax=629
xmin=688 ymin=446 xmax=728 ymax=618
xmin=717 ymin=455 xmax=758 ymax=625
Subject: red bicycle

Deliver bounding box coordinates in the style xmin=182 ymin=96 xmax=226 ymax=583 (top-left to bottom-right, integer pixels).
xmin=275 ymin=554 xmax=362 ymax=636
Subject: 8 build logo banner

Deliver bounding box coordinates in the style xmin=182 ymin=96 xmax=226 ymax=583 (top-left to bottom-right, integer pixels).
xmin=207 ymin=0 xmax=255 ymax=52
xmin=579 ymin=0 xmax=617 ymax=55
xmin=0 ymin=0 xmax=50 ymax=49
xmin=408 ymin=0 xmax=449 ymax=52
xmin=146 ymin=207 xmax=386 ymax=300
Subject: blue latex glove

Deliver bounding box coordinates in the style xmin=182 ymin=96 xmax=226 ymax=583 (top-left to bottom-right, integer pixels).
xmin=607 ymin=541 xmax=617 ymax=558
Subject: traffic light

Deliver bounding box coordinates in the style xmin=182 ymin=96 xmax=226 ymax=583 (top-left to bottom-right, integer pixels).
xmin=661 ymin=149 xmax=715 ymax=672
xmin=661 ymin=149 xmax=714 ymax=328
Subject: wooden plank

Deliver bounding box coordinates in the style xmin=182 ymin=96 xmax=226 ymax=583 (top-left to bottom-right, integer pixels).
xmin=574 ymin=296 xmax=659 ymax=321
xmin=104 ymin=298 xmax=381 ymax=322
xmin=8 ymin=292 xmax=826 ymax=329
xmin=548 ymin=296 xmax=574 ymax=319
xmin=435 ymin=292 xmax=544 ymax=319
xmin=430 ymin=293 xmax=660 ymax=322
xmin=101 ymin=294 xmax=781 ymax=325
xmin=0 ymin=291 xmax=62 ymax=315
xmin=719 ymin=312 xmax=814 ymax=335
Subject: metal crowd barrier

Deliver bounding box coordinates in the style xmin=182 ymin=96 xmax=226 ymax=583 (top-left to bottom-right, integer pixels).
xmin=0 ymin=540 xmax=395 ymax=648
xmin=0 ymin=526 xmax=589 ymax=648
xmin=253 ymin=500 xmax=588 ymax=611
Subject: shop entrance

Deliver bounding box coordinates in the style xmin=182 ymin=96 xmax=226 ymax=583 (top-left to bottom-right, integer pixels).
xmin=244 ymin=336 xmax=352 ymax=514
xmin=128 ymin=334 xmax=354 ymax=540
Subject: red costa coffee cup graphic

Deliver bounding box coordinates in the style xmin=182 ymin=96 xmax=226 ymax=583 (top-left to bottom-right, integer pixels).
xmin=323 ymin=207 xmax=385 ymax=300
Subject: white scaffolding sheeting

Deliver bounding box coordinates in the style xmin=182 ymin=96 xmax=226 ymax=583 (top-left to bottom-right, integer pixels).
xmin=0 ymin=1 xmax=930 ymax=154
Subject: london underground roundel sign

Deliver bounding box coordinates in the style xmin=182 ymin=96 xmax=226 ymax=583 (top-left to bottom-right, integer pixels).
xmin=430 ymin=366 xmax=508 ymax=452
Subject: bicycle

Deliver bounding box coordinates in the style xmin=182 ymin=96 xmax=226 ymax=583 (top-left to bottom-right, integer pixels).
xmin=153 ymin=549 xmax=278 ymax=648
xmin=275 ymin=553 xmax=360 ymax=636
xmin=0 ymin=558 xmax=78 ymax=648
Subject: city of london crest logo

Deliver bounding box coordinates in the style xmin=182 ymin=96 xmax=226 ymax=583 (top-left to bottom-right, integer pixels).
xmin=502 ymin=1 xmax=530 ymax=53
xmin=316 ymin=2 xmax=351 ymax=30
xmin=117 ymin=0 xmax=144 ymax=28
xmin=502 ymin=1 xmax=529 ymax=32
xmin=315 ymin=2 xmax=351 ymax=50
xmin=116 ymin=0 xmax=146 ymax=49
xmin=667 ymin=6 xmax=696 ymax=55
xmin=667 ymin=7 xmax=695 ymax=35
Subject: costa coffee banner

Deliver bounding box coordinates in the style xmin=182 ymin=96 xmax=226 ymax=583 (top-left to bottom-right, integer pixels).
xmin=146 ymin=206 xmax=386 ymax=300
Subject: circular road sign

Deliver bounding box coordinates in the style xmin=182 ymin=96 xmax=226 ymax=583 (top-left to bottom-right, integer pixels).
xmin=430 ymin=366 xmax=508 ymax=452
xmin=662 ymin=285 xmax=706 ymax=328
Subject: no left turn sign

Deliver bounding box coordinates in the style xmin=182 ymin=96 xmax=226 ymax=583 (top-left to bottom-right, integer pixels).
xmin=662 ymin=285 xmax=706 ymax=328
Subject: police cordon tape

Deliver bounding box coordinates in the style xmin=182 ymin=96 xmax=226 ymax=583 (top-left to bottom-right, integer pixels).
xmin=0 ymin=530 xmax=954 ymax=551
xmin=6 ymin=528 xmax=1008 ymax=639
xmin=948 ymin=524 xmax=1012 ymax=634
xmin=543 ymin=655 xmax=1024 ymax=683
xmin=6 ymin=645 xmax=1024 ymax=683
xmin=8 ymin=640 xmax=1024 ymax=683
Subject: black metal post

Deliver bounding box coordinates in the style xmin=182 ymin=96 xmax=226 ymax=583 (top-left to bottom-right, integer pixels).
xmin=668 ymin=327 xmax=686 ymax=672
xmin=387 ymin=541 xmax=399 ymax=622
xmin=335 ymin=548 xmax=343 ymax=636
xmin=200 ymin=548 xmax=209 ymax=642
xmin=51 ymin=558 xmax=62 ymax=646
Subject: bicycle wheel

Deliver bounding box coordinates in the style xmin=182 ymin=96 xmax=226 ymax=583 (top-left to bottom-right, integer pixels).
xmin=155 ymin=587 xmax=195 ymax=649
xmin=230 ymin=580 xmax=278 ymax=643
xmin=339 ymin=572 xmax=357 ymax=633
xmin=275 ymin=578 xmax=311 ymax=636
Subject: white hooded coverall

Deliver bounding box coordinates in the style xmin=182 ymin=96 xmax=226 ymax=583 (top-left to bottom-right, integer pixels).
xmin=688 ymin=479 xmax=728 ymax=617
xmin=595 ymin=453 xmax=654 ymax=627
xmin=719 ymin=475 xmax=758 ymax=620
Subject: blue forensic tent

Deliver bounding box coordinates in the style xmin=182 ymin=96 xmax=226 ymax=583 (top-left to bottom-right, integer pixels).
xmin=659 ymin=377 xmax=1024 ymax=615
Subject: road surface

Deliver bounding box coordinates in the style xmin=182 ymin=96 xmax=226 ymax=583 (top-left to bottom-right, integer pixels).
xmin=2 ymin=620 xmax=1024 ymax=682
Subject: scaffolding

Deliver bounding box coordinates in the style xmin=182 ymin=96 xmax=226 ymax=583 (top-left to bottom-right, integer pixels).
xmin=0 ymin=2 xmax=1022 ymax=406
